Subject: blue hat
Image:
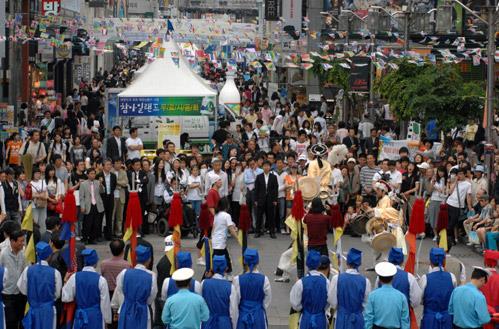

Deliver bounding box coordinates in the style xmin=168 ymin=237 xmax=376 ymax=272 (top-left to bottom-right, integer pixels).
xmin=388 ymin=248 xmax=404 ymax=265
xmin=136 ymin=245 xmax=151 ymax=263
xmin=429 ymin=248 xmax=445 ymax=267
xmin=177 ymin=251 xmax=192 ymax=269
xmin=36 ymin=241 xmax=52 ymax=261
xmin=306 ymin=250 xmax=321 ymax=270
xmin=243 ymin=248 xmax=259 ymax=272
xmin=212 ymin=255 xmax=227 ymax=275
xmin=346 ymin=248 xmax=362 ymax=268
xmin=81 ymin=249 xmax=98 ymax=266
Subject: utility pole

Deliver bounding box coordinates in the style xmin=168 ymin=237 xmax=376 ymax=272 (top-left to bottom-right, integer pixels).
xmin=485 ymin=0 xmax=496 ymax=188
xmin=369 ymin=34 xmax=375 ymax=103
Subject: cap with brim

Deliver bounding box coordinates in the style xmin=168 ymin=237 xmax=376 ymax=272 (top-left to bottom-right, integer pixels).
xmin=298 ymin=154 xmax=307 ymax=161
xmin=172 ymin=268 xmax=194 ymax=281
xmin=417 ymin=162 xmax=430 ymax=170
xmin=164 ymin=235 xmax=174 ymax=252
xmin=375 ymin=261 xmax=397 ymax=277
xmin=473 ymin=165 xmax=485 ymax=173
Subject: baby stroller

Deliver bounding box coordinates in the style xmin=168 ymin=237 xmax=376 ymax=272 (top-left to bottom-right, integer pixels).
xmin=155 ymin=202 xmax=198 ymax=238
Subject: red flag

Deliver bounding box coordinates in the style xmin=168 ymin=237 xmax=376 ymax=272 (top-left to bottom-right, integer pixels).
xmin=408 ymin=198 xmax=426 ymax=235
xmin=124 ymin=192 xmax=143 ymax=266
xmin=330 ymin=204 xmax=343 ymax=228
xmin=238 ymin=204 xmax=251 ymax=232
xmin=198 ymin=203 xmax=211 ymax=235
xmin=291 ymin=190 xmax=304 ymax=221
xmin=62 ymin=189 xmax=77 ymax=223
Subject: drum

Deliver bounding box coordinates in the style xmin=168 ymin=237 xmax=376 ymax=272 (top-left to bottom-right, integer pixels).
xmin=371 ymin=231 xmax=397 ymax=253
xmin=350 ymin=214 xmax=371 ymax=235
xmin=366 ymin=217 xmax=387 ymax=235
xmin=298 ymin=177 xmax=320 ymax=201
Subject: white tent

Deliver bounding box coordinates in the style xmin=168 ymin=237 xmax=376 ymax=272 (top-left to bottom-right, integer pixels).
xmin=119 ymin=39 xmax=216 ymax=98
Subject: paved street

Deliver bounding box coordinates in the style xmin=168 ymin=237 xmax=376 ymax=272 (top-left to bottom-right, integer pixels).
xmin=91 ymin=232 xmax=485 ymax=328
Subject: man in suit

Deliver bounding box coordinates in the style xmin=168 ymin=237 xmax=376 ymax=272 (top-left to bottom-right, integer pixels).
xmin=79 ymin=167 xmax=105 ymax=244
xmin=113 ymin=159 xmax=128 ymax=237
xmin=342 ymin=128 xmax=360 ymax=153
xmin=97 ymin=159 xmax=117 ymax=241
xmin=254 ymin=160 xmax=278 ymax=239
xmin=106 ymin=126 xmax=127 ymax=162
xmin=364 ymin=128 xmax=380 ymax=158
xmin=127 ymin=158 xmax=149 ymax=235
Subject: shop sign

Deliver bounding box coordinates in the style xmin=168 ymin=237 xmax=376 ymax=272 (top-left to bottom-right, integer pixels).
xmin=118 ymin=97 xmax=203 ymax=116
xmin=42 ymin=0 xmax=61 ymax=15
xmin=265 ymin=0 xmax=279 ymax=21
xmin=73 ymin=64 xmax=91 ymax=86
xmin=349 ymin=57 xmax=370 ymax=92
xmin=55 ymin=43 xmax=72 ymax=59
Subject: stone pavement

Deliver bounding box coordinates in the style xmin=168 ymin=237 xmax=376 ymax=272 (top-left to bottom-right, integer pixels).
xmin=91 ymin=233 xmax=484 ymax=329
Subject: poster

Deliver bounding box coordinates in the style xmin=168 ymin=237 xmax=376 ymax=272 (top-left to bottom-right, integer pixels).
xmin=225 ymin=103 xmax=241 ymax=117
xmin=157 ymin=122 xmax=181 ymax=149
xmin=118 ymin=96 xmax=203 ymax=116
xmin=378 ymin=139 xmax=441 ymax=161
xmin=0 ymin=103 xmax=15 ymax=128
xmin=281 ymin=0 xmax=303 ymax=32
xmin=156 ymin=116 xmax=210 ymax=148
xmin=105 ymin=89 xmax=124 ymax=134
xmin=350 ymin=57 xmax=370 ymax=92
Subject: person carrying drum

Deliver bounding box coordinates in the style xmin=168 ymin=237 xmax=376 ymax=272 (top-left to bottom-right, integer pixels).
xmin=328 ymin=248 xmax=371 ymax=329
xmin=304 ymin=198 xmax=332 ymax=256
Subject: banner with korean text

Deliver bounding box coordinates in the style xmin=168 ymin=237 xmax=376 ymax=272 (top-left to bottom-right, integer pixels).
xmin=118 ymin=96 xmax=203 ymax=116
xmin=378 ymin=139 xmax=442 ymax=161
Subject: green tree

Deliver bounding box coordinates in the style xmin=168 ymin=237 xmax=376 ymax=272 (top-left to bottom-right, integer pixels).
xmin=376 ymin=60 xmax=484 ymax=131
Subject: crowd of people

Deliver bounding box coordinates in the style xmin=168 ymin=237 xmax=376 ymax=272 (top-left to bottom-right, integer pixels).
xmin=0 ymin=50 xmax=497 ymax=329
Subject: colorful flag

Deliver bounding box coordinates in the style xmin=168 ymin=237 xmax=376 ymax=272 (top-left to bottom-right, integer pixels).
xmin=21 ymin=204 xmax=35 ymax=264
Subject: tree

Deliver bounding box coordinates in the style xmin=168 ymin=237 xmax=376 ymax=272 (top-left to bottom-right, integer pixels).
xmin=376 ymin=60 xmax=485 ymax=131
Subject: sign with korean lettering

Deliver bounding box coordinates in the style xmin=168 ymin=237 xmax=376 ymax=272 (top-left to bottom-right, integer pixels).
xmin=42 ymin=0 xmax=60 ymax=15
xmin=118 ymin=97 xmax=203 ymax=116
xmin=265 ymin=0 xmax=279 ymax=21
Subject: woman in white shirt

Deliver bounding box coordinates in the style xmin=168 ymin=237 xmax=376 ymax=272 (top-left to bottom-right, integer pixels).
xmin=186 ymin=166 xmax=203 ymax=218
xmin=47 ymin=132 xmax=67 ymax=163
xmin=211 ymin=199 xmax=238 ymax=276
xmin=153 ymin=158 xmax=166 ymax=207
xmin=167 ymin=158 xmax=188 ymax=188
xmin=231 ymin=162 xmax=246 ymax=226
xmin=45 ymin=165 xmax=65 ymax=219
xmin=428 ymin=167 xmax=448 ymax=241
xmin=31 ymin=166 xmax=49 ymax=233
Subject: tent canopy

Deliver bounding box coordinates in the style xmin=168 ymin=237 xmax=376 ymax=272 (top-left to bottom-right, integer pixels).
xmin=119 ymin=39 xmax=216 ymax=98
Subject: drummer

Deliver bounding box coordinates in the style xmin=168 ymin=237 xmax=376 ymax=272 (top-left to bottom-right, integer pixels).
xmin=374 ymin=181 xmax=391 ymax=209
xmin=307 ymin=143 xmax=332 ymax=192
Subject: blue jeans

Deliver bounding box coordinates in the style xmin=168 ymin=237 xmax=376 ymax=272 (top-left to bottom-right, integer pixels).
xmin=278 ymin=197 xmax=286 ymax=230
xmin=189 ymin=200 xmax=202 ymax=218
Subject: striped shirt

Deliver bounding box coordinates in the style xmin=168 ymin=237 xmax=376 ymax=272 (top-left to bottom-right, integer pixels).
xmin=360 ymin=165 xmax=379 ymax=195
xmin=100 ymin=256 xmax=131 ymax=292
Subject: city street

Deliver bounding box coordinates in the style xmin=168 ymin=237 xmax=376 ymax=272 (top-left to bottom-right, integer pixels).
xmin=92 ymin=233 xmax=485 ymax=328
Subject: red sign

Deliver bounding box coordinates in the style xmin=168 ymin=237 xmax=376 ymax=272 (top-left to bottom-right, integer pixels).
xmin=42 ymin=0 xmax=61 ymax=15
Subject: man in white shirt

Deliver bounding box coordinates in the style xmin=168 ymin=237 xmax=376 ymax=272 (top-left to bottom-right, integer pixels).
xmin=387 ymin=160 xmax=402 ymax=193
xmin=125 ymin=127 xmax=143 ymax=160
xmin=204 ymin=158 xmax=229 ymax=198
xmin=274 ymin=158 xmax=288 ymax=234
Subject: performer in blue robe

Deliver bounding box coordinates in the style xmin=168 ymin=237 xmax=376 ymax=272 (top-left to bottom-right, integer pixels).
xmin=162 ymin=251 xmax=200 ymax=300
xmin=328 ymin=248 xmax=371 ymax=329
xmin=290 ymin=250 xmax=329 ymax=329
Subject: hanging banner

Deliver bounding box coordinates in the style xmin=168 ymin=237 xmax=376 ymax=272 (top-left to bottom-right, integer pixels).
xmin=350 ymin=57 xmax=370 ymax=92
xmin=265 ymin=0 xmax=279 ymax=21
xmin=282 ymin=0 xmax=303 ymax=32
xmin=378 ymin=140 xmax=442 ymax=161
xmin=118 ymin=97 xmax=203 ymax=116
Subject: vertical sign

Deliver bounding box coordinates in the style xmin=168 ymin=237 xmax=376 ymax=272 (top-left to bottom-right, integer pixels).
xmin=0 ymin=0 xmax=5 ymax=61
xmin=265 ymin=0 xmax=279 ymax=21
xmin=349 ymin=57 xmax=370 ymax=92
xmin=42 ymin=0 xmax=61 ymax=15
xmin=282 ymin=0 xmax=303 ymax=32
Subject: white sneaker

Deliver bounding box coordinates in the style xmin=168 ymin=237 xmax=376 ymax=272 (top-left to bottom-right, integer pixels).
xmin=275 ymin=276 xmax=290 ymax=283
xmin=432 ymin=236 xmax=437 ymax=242
xmin=197 ymin=257 xmax=206 ymax=266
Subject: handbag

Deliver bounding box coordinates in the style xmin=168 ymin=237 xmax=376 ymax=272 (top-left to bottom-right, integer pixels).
xmin=456 ymin=182 xmax=468 ymax=222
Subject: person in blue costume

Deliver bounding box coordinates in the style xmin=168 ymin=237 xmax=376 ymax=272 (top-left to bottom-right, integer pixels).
xmin=328 ymin=248 xmax=371 ymax=329
xmin=377 ymin=248 xmax=422 ymax=309
xmin=449 ymin=267 xmax=491 ymax=329
xmin=162 ymin=267 xmax=210 ymax=329
xmin=419 ymin=248 xmax=456 ymax=329
xmin=111 ymin=245 xmax=157 ymax=329
xmin=230 ymin=248 xmax=271 ymax=329
xmin=62 ymin=248 xmax=112 ymax=329
xmin=17 ymin=241 xmax=62 ymax=329
xmin=201 ymin=255 xmax=236 ymax=329
xmin=161 ymin=251 xmax=201 ymax=301
xmin=364 ymin=262 xmax=410 ymax=329
xmin=290 ymin=250 xmax=330 ymax=329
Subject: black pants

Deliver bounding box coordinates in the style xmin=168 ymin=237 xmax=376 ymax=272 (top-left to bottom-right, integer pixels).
xmin=246 ymin=189 xmax=255 ymax=229
xmin=447 ymin=205 xmax=462 ymax=241
xmin=213 ymin=248 xmax=233 ymax=273
xmin=256 ymin=200 xmax=275 ymax=234
xmin=83 ymin=204 xmax=101 ymax=242
xmin=308 ymin=244 xmax=329 ymax=256
xmin=230 ymin=201 xmax=240 ymax=227
xmin=102 ymin=194 xmax=114 ymax=240
xmin=3 ymin=293 xmax=26 ymax=329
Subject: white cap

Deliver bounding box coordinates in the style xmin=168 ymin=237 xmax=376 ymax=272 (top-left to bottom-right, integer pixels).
xmin=298 ymin=154 xmax=307 ymax=161
xmin=375 ymin=261 xmax=397 ymax=277
xmin=208 ymin=172 xmax=221 ymax=186
xmin=211 ymin=157 xmax=222 ymax=164
xmin=172 ymin=268 xmax=194 ymax=281
xmin=347 ymin=158 xmax=356 ymax=163
xmin=417 ymin=162 xmax=430 ymax=170
xmin=91 ymin=127 xmax=99 ymax=133
xmin=473 ymin=165 xmax=485 ymax=173
xmin=164 ymin=235 xmax=174 ymax=252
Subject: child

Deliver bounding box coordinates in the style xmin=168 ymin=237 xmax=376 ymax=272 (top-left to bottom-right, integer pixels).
xmin=344 ymin=206 xmax=358 ymax=230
